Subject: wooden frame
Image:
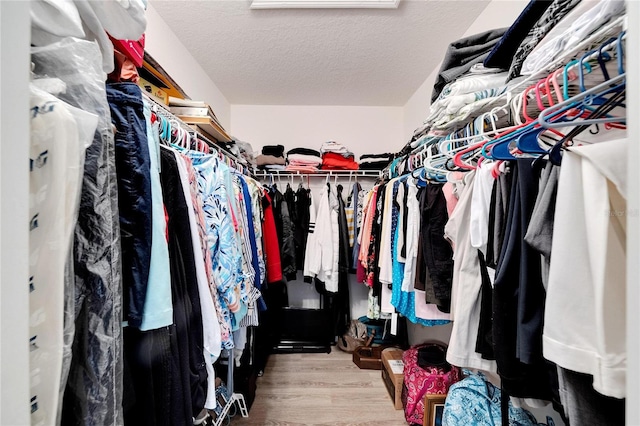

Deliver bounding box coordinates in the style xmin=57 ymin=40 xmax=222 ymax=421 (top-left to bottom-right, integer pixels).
xmin=423 ymin=394 xmax=447 ymax=426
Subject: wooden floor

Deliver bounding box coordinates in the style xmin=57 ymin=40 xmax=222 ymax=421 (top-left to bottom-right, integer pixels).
xmin=232 ymin=349 xmax=407 ymax=426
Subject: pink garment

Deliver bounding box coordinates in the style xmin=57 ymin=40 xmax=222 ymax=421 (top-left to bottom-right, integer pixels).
xmin=442 ymin=180 xmax=458 ymax=217
xmin=358 ymin=187 xmax=378 ymax=266
xmin=414 ymin=291 xmax=451 ymax=321
xmin=288 ymin=160 xmax=320 ymax=166
xmin=285 ymin=165 xmax=318 ymax=173
xmin=356 ymin=260 xmax=366 ymax=283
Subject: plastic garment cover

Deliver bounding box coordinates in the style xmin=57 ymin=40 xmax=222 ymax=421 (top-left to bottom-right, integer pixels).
xmin=31 ymin=38 xmax=124 ymax=426
xmin=28 ymin=82 xmax=97 ymax=426
xmin=30 ymin=0 xmax=147 ymax=73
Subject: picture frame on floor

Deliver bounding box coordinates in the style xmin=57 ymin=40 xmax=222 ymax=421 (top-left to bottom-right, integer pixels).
xmin=423 ymin=394 xmax=447 ymax=426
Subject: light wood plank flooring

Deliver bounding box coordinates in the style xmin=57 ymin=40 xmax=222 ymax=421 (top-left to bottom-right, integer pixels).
xmin=232 ymin=349 xmax=407 ymax=426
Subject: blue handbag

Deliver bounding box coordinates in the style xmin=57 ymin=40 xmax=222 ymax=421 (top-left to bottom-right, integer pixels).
xmin=442 ymin=371 xmax=554 ymax=426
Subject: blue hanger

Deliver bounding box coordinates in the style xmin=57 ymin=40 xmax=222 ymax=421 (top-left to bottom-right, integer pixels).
xmin=563 ymin=59 xmax=591 ymax=101
xmin=538 ymin=74 xmax=626 ymax=129
xmin=617 ymin=31 xmax=625 ymax=74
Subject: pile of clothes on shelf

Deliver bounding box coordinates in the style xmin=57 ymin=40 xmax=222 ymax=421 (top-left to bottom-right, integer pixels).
xmin=285 ymin=148 xmax=322 ymax=172
xmin=320 ymin=141 xmax=358 ymax=170
xmin=226 ymin=137 xmax=257 ymax=170
xmin=256 ymin=144 xmax=286 ymax=171
xmin=359 ymin=153 xmax=393 ymax=171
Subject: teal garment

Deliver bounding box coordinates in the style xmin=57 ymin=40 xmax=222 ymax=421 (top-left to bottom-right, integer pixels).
xmin=139 ymin=101 xmax=173 ymax=331
xmin=390 ymin=179 xmax=449 ymax=327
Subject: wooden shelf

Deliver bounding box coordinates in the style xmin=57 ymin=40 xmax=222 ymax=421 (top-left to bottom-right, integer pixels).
xmin=178 ymin=115 xmax=232 ymax=143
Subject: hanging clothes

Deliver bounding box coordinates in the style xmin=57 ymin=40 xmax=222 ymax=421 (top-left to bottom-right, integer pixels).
xmin=174 ymin=152 xmax=222 ymax=410
xmin=263 ymin=192 xmax=283 ymax=285
xmin=294 ymin=184 xmax=311 ymax=271
xmin=492 ymin=160 xmax=556 ymax=401
xmin=31 ymin=38 xmax=124 ymax=426
xmin=159 ymin=147 xmax=208 ymax=421
xmin=544 ymin=139 xmax=627 ymax=399
xmin=268 ymin=185 xmax=296 ymax=280
xmin=187 ymin=151 xmax=246 ymax=342
xmin=139 ymin=101 xmax=173 ymax=331
xmin=304 ymin=183 xmax=340 ymax=293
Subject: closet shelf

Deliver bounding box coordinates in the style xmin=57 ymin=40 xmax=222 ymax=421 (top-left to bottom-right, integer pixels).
xmin=254 ymin=169 xmax=381 ymax=178
xmin=180 ymin=117 xmax=233 ymax=143
xmin=142 ymin=93 xmax=253 ymax=176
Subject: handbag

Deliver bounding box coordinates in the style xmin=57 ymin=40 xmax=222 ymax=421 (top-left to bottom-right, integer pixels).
xmin=401 ymin=343 xmax=461 ymax=425
xmin=442 ymin=371 xmax=555 ymax=426
xmin=337 ymin=319 xmax=368 ymax=353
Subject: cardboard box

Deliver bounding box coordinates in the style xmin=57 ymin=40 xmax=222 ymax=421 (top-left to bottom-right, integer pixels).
xmin=138 ymin=77 xmax=168 ymax=105
xmin=381 ymin=348 xmax=404 ymax=410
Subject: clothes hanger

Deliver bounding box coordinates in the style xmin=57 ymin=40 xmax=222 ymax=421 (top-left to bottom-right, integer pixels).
xmin=514 ymin=75 xmax=572 ymax=155
xmin=533 ymin=42 xmax=627 ymax=167
xmin=483 ymin=85 xmax=539 ymax=160
xmin=489 ymin=53 xmax=601 ymax=161
xmin=545 ymin=89 xmax=626 ymax=166
xmin=450 ymin=112 xmax=498 ymax=170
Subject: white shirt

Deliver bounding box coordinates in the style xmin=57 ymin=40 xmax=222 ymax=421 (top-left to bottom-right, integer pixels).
xmin=379 ymin=182 xmax=397 ymax=314
xmin=444 ymin=171 xmax=497 ymax=372
xmin=544 ymin=138 xmax=627 ymax=399
xmin=305 ymin=184 xmax=340 ymax=292
xmin=401 ymin=178 xmax=420 ymax=292
xmin=469 ymin=161 xmax=495 ymax=256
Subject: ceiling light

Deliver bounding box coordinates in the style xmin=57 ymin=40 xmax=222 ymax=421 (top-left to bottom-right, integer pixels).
xmin=250 ymin=0 xmax=400 ymax=9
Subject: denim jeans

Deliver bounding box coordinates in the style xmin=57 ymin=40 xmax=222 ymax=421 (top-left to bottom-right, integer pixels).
xmin=106 ymin=83 xmax=152 ymax=328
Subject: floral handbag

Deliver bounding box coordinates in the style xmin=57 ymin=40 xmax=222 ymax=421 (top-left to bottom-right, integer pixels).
xmin=401 ymin=343 xmax=462 ymax=425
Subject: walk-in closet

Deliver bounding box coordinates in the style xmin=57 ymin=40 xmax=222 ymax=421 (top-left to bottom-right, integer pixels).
xmin=1 ymin=0 xmax=639 ymax=425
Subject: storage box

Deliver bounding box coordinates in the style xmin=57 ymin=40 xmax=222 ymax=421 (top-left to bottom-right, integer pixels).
xmin=381 ymin=348 xmax=404 ymax=410
xmin=353 ymin=344 xmax=393 ymax=370
xmin=138 ymin=77 xmax=168 ymax=105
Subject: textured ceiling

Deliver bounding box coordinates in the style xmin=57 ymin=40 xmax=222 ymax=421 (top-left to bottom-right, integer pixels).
xmin=151 ymin=0 xmax=490 ymax=106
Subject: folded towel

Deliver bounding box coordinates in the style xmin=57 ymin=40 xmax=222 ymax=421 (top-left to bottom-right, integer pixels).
xmin=320 ymin=140 xmax=354 ymax=157
xmin=322 ymin=152 xmax=358 ymax=170
xmin=321 ymin=162 xmax=359 ymax=171
xmin=285 ymin=164 xmax=319 ymax=173
xmin=288 ymin=153 xmax=323 ymax=165
xmin=287 ymin=147 xmax=321 ymax=157
xmin=323 ymin=152 xmax=355 ymax=162
xmin=359 ymin=160 xmax=390 ymax=171
xmin=262 ymin=144 xmax=285 ymax=157
xmin=256 ymin=154 xmax=286 ymax=166
xmin=261 ymin=164 xmax=286 ymax=171
xmin=359 ymin=153 xmax=393 ymax=161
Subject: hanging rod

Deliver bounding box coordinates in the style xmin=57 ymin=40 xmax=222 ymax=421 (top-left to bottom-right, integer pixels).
xmin=253 ymin=169 xmax=382 ymax=179
xmin=406 ymin=15 xmax=627 ymax=152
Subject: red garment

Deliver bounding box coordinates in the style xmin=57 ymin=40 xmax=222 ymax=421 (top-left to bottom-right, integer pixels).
xmin=356 ymin=259 xmax=366 ymax=284
xmin=321 ymin=152 xmax=359 ymax=170
xmin=262 ymin=192 xmax=283 ymax=283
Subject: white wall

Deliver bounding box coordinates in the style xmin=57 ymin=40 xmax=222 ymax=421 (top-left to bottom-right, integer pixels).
xmin=145 ymin=4 xmax=231 ymax=129
xmin=230 ymin=105 xmax=404 ymax=159
xmin=627 ymin=1 xmax=640 ymax=423
xmin=402 ymin=0 xmax=529 ymax=141
xmin=0 ymin=2 xmax=31 ymax=424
